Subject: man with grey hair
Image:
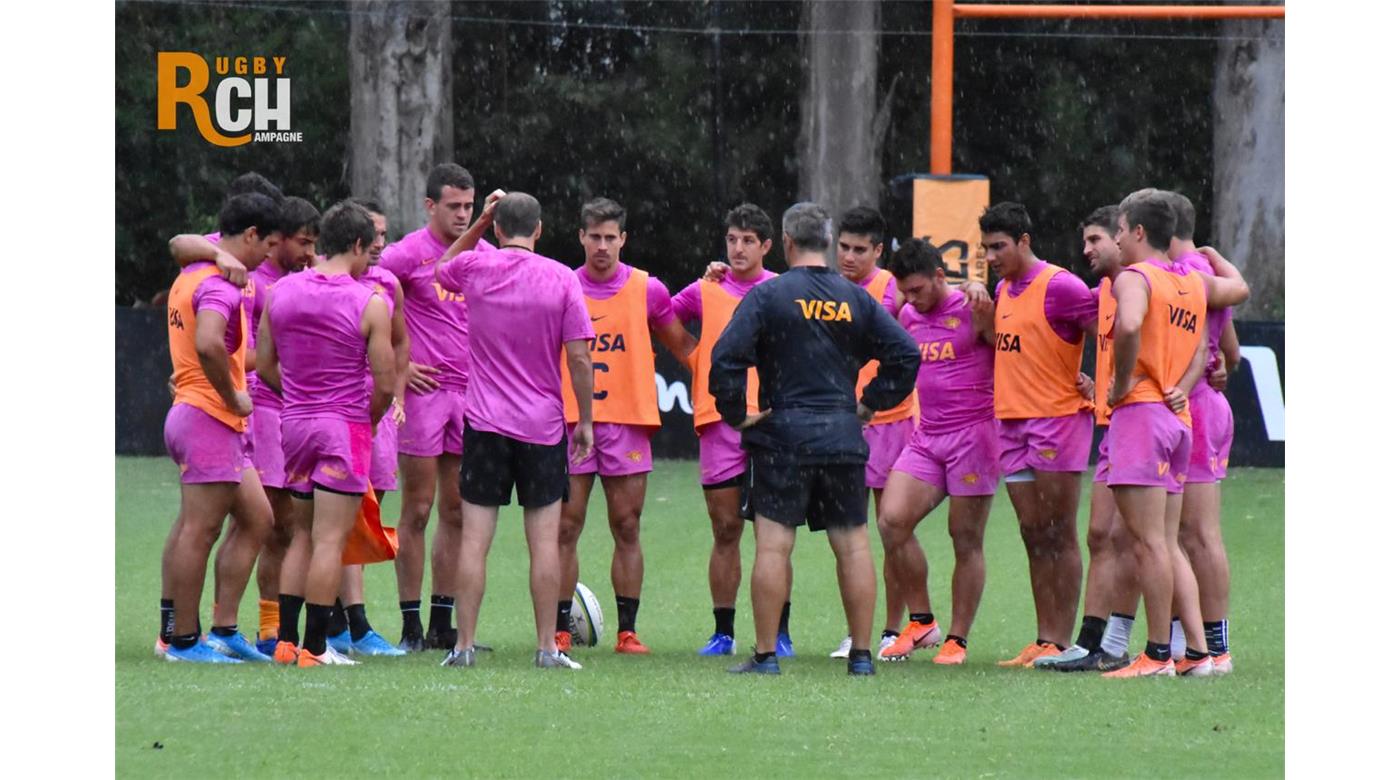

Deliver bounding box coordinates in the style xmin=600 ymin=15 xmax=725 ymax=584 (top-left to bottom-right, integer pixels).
xmin=710 ymin=202 xmax=919 ymax=676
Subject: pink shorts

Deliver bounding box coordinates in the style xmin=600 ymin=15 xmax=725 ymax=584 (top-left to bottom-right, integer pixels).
xmin=698 ymin=421 xmax=747 ymax=486
xmin=164 ymin=403 xmax=251 ymax=485
xmin=249 ymin=402 xmax=286 ymax=489
xmin=1106 ymin=402 xmax=1191 ymax=494
xmin=568 ymin=422 xmax=654 ymax=477
xmin=398 ymin=387 xmax=466 ymax=458
xmin=282 ymin=416 xmax=373 ymax=496
xmin=1093 ymin=429 xmax=1111 ymax=484
xmin=997 ymin=410 xmax=1093 ymax=475
xmin=1186 ymin=388 xmax=1234 ymax=483
xmin=863 ymin=417 xmax=914 ymax=489
xmin=370 ymin=413 xmax=399 ymax=492
xmin=892 ymin=418 xmax=1001 ymax=496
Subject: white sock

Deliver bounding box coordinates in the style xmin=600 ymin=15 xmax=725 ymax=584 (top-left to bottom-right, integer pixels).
xmin=1169 ymin=618 xmax=1186 ymax=660
xmin=1102 ymin=613 xmax=1134 ymax=657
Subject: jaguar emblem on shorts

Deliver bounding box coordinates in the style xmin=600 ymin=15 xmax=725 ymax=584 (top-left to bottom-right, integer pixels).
xmin=1038 ymin=448 xmax=1057 ymax=460
xmin=627 ymin=450 xmax=642 ymax=462
xmin=321 ymin=464 xmax=348 ymax=479
xmin=962 ymin=473 xmax=979 ymax=484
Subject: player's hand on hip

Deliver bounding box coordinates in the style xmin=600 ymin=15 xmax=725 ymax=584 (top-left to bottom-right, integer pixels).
xmin=1163 ymin=386 xmax=1188 ymax=414
xmin=702 ymin=262 xmax=731 ymax=283
xmin=1207 ymin=361 xmax=1229 ymax=392
xmin=736 ymin=409 xmax=772 ymax=430
xmin=1107 ymin=375 xmax=1142 ymax=408
xmin=570 ymin=422 xmax=594 ymax=465
xmin=406 ymin=362 xmax=441 ymax=393
xmin=1076 ymin=372 xmax=1095 ymax=401
xmin=391 ymin=396 xmax=406 ymax=426
xmin=167 ymin=373 xmax=177 ymax=400
xmin=231 ymin=390 xmax=254 ymax=418
xmin=214 ymin=251 xmax=248 ymax=288
xmin=855 ymin=403 xmax=875 ymax=424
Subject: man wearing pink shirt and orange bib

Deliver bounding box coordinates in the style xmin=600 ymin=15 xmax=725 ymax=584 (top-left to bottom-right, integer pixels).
xmin=434 ymin=191 xmax=597 ymax=670
xmin=554 ymin=198 xmax=697 ymax=656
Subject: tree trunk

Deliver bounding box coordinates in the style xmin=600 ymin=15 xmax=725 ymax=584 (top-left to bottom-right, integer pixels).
xmin=797 ymin=0 xmax=881 ymax=222
xmin=1212 ymin=17 xmax=1284 ymax=320
xmin=349 ymin=0 xmax=453 ymax=240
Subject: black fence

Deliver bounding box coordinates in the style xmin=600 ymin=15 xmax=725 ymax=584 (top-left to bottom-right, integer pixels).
xmin=117 ymin=308 xmax=1283 ymax=468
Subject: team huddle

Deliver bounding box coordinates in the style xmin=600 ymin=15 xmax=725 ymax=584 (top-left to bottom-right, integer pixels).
xmin=155 ymin=162 xmax=1245 ymax=678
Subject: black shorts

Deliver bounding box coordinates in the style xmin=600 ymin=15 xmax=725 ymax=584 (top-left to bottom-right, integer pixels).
xmin=744 ymin=453 xmax=867 ymax=532
xmin=459 ymin=420 xmax=569 ymax=508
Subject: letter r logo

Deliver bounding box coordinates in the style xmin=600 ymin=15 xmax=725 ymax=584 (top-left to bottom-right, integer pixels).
xmin=157 ymin=52 xmax=251 ymax=147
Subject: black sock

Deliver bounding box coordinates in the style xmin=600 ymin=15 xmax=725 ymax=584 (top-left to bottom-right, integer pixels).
xmin=778 ymin=602 xmax=791 ymax=635
xmin=347 ymin=604 xmax=371 ymax=641
xmin=1185 ymin=647 xmax=1208 ymax=661
xmin=849 ymin=648 xmax=872 ymax=662
xmin=170 ymin=632 xmax=199 ymax=651
xmin=211 ymin=625 xmax=237 ymax=638
xmin=714 ymin=607 xmax=736 ymax=637
xmin=881 ymin=629 xmax=899 ymax=639
xmin=1075 ymin=616 xmax=1107 ymax=652
xmin=947 ymin=634 xmax=968 ymax=648
xmin=1204 ymin=620 xmax=1228 ymax=656
xmin=910 ymin=612 xmax=935 ymax=625
xmin=428 ymin=595 xmax=455 ymax=633
xmin=616 ymin=597 xmax=639 ymax=634
xmin=1145 ymin=641 xmax=1171 ymax=662
xmin=159 ymin=599 xmax=174 ymax=643
xmin=278 ymin=594 xmax=305 ymax=645
xmin=754 ymin=651 xmax=776 ymax=663
xmin=304 ymin=603 xmax=333 ymax=656
xmin=400 ymin=600 xmax=423 ymax=637
xmin=328 ymin=598 xmax=349 ymax=637
xmin=556 ymin=601 xmax=573 ymax=633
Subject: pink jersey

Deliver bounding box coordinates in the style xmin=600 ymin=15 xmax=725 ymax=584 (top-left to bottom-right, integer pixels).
xmin=247 ymin=260 xmax=290 ymax=408
xmin=576 ymin=263 xmax=676 ymax=329
xmin=900 ymin=289 xmax=994 ymax=432
xmin=671 ymin=269 xmax=779 ymax=324
xmin=187 ymin=265 xmax=245 ymax=356
xmin=438 ymin=246 xmax=595 ymax=445
xmin=379 ymin=227 xmax=491 ymax=391
xmin=1172 ymin=251 xmax=1231 ymax=371
xmin=266 ymin=269 xmax=375 ymax=423
xmin=360 ymin=264 xmax=400 ymax=319
xmin=995 ymin=260 xmax=1096 ymax=343
xmin=856 ymin=267 xmax=902 ymax=317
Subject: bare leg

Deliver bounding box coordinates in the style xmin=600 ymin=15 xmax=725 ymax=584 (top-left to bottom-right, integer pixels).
xmin=602 ymin=474 xmax=648 ymax=601
xmin=169 ymin=482 xmax=238 ymax=636
xmin=705 ymin=487 xmax=744 ymax=609
xmin=946 ymin=495 xmax=992 ymax=640
xmin=394 ymin=455 xmax=438 ymax=604
xmin=1006 ymin=471 xmax=1084 ymax=647
xmin=1166 ymin=491 xmax=1208 ymax=652
xmin=1082 ymin=481 xmax=1124 ymax=621
xmin=453 ymin=501 xmax=499 ymax=652
xmin=1113 ymin=485 xmax=1172 ymax=645
xmin=828 ymin=524 xmax=877 ymax=654
xmin=212 ymin=469 xmax=273 ymax=627
xmin=523 ymin=500 xmax=564 ymax=652
xmin=875 ymin=471 xmax=942 ymax=622
xmin=557 ymin=474 xmax=595 ymax=602
xmin=255 ymin=487 xmax=294 ymax=601
xmin=1180 ymin=481 xmax=1230 ymax=623
xmin=872 ymin=486 xmax=904 ymax=633
xmin=303 ymin=491 xmax=360 ymax=605
xmin=429 ymin=454 xmax=464 ymax=602
xmin=750 ymin=516 xmax=796 ymax=654
xmin=340 ymin=564 xmax=365 ymax=606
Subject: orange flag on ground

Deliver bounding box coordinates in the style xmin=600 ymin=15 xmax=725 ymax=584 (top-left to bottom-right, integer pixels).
xmin=341 ymin=486 xmax=399 ymax=565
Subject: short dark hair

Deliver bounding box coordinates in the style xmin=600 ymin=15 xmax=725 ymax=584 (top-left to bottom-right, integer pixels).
xmin=1118 ymin=189 xmax=1177 ymax=251
xmin=978 ymin=201 xmax=1033 ymax=239
xmin=317 ymin=200 xmax=376 ymax=256
xmin=495 ymin=192 xmax=542 ymax=239
xmin=226 ymin=172 xmax=284 ymax=205
xmin=581 ymin=197 xmax=626 ymax=230
xmin=888 ymin=237 xmax=946 ymax=280
xmin=425 ymin=163 xmax=475 ymax=201
xmin=350 ymin=197 xmax=383 ymax=216
xmin=1078 ymin=205 xmax=1119 ymax=234
xmin=217 ymin=193 xmax=281 ymax=238
xmin=1162 ymin=191 xmax=1196 ymax=241
xmin=725 ymin=203 xmax=773 ymax=243
xmin=837 ymin=206 xmax=886 ymax=247
xmin=277 ymin=196 xmax=321 ymax=238
xmin=781 ymin=202 xmax=832 ymax=252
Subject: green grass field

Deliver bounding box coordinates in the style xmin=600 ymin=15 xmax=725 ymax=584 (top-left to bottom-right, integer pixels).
xmin=116 ymin=457 xmax=1283 ymax=777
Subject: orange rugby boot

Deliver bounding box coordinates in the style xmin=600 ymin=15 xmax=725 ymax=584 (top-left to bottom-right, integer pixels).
xmin=879 ymin=620 xmax=943 ymax=661
xmin=998 ymin=641 xmax=1050 ymax=668
xmin=932 ymin=640 xmax=967 ymax=665
xmin=1175 ymin=654 xmax=1216 ymax=678
xmin=555 ymin=631 xmax=573 ymax=654
xmin=614 ymin=631 xmax=651 ymax=654
xmin=1103 ymin=653 xmax=1176 ymax=678
xmin=273 ymin=641 xmax=299 ymax=665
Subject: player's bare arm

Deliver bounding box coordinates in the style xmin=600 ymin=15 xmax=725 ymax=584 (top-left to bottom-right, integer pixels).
xmin=390 ymin=283 xmax=410 ymax=422
xmin=1197 ymin=246 xmax=1251 ymax=309
xmin=653 ymin=317 xmax=699 ymax=363
xmin=362 ymin=295 xmax=395 ymax=426
xmin=1165 ymin=330 xmax=1208 ymax=414
xmin=1108 ymin=271 xmax=1149 ymax=407
xmin=194 ymin=309 xmax=251 ymax=417
xmin=564 ymin=338 xmax=594 ymax=463
xmin=254 ymin=303 xmax=282 ymax=396
xmin=169 ymin=233 xmax=248 ymax=288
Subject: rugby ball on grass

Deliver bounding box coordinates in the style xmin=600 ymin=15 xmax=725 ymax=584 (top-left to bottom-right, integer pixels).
xmin=570 ymin=582 xmax=604 ymax=647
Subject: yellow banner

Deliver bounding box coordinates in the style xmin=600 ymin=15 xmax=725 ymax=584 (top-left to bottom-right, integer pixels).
xmin=912 ymin=176 xmax=990 ymax=283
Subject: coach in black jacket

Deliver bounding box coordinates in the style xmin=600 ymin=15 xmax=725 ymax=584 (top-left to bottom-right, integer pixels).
xmin=710 ymin=202 xmax=918 ymax=676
